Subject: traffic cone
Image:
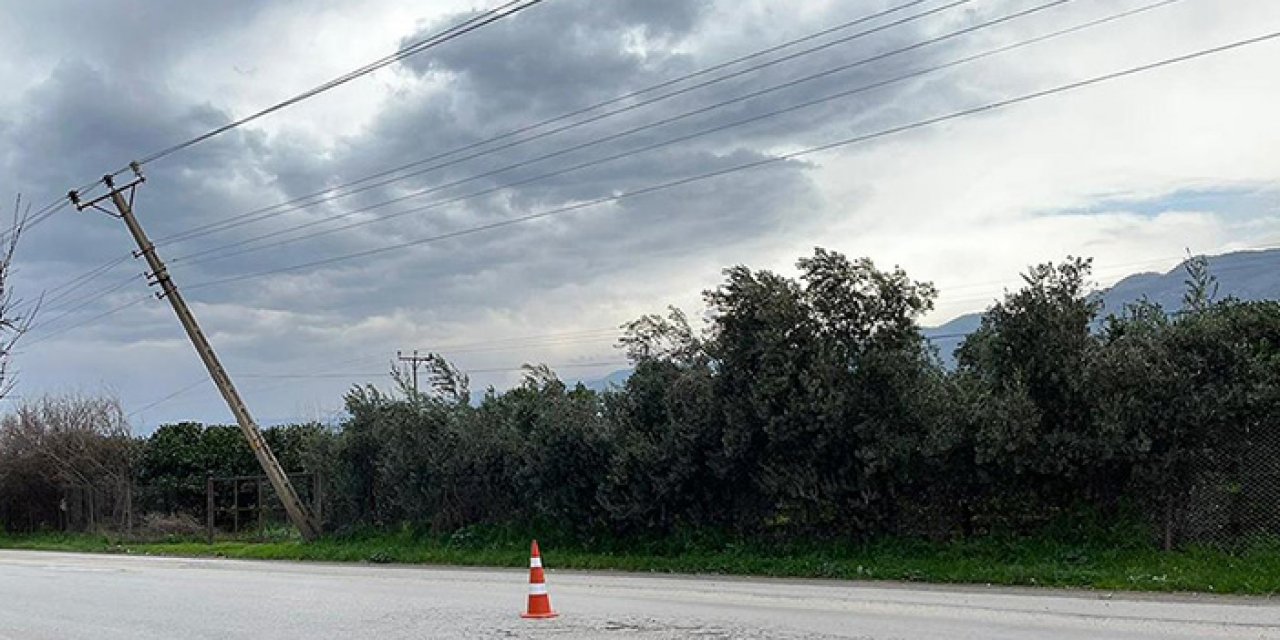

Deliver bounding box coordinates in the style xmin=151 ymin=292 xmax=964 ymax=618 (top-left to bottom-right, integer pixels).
xmin=521 ymin=539 xmax=558 ymax=619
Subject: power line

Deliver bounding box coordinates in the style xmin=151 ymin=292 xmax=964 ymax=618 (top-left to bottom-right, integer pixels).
xmin=120 ymin=0 xmax=547 ymax=174
xmin=5 ymin=1 xmax=947 ymax=335
xmin=22 ymin=272 xmax=144 ymax=335
xmin=238 ymin=360 xmax=628 ymax=379
xmin=923 ymin=332 xmax=973 ymax=341
xmin=18 ymin=0 xmax=541 ymax=301
xmin=126 ymin=327 xmax=1036 ymax=416
xmin=127 ymin=356 xmax=628 ymax=417
xmin=45 ymin=231 xmax=1280 ymax=422
xmin=126 ymin=377 xmax=210 ymax=419
xmin=49 ymin=236 xmax=1280 ymax=351
xmin=20 ymin=293 xmax=152 ymax=349
xmin=180 ymin=29 xmax=1280 ymax=293
xmin=0 ymin=176 xmax=107 ymax=245
xmin=27 ymin=245 xmax=1280 ymax=416
xmin=153 ymin=0 xmax=969 ymax=247
xmin=0 ymin=0 xmax=485 ymax=301
xmin=467 ymin=360 xmax=629 ymax=375
xmin=41 ymin=256 xmax=133 ymax=306
xmin=0 ymin=196 xmax=70 ymax=245
xmin=169 ymin=0 xmax=1082 ymax=267
xmin=42 ymin=240 xmax=1219 ymax=348
xmin=435 ymin=335 xmax=621 ymax=357
xmin=20 ymin=290 xmax=607 ymax=352
xmin=22 ymin=0 xmax=996 ymax=325
xmin=29 ymin=1 xmax=543 ymax=247
xmin=422 ymin=327 xmax=620 ymax=351
xmin=10 ymin=255 xmax=134 ymax=320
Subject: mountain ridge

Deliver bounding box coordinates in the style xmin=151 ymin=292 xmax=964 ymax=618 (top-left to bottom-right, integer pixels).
xmin=924 ymin=247 xmax=1280 ymax=365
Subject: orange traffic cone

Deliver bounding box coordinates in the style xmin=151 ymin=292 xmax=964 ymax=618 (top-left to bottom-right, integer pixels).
xmin=521 ymin=539 xmax=558 ymax=619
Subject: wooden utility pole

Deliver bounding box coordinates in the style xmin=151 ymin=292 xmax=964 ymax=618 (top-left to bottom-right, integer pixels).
xmin=397 ymin=349 xmax=428 ymax=393
xmin=70 ymin=163 xmax=320 ymax=541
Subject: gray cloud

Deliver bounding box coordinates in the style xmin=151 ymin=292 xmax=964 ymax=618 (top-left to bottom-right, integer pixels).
xmin=5 ymin=0 xmax=274 ymax=72
xmin=402 ymin=0 xmax=704 ymax=110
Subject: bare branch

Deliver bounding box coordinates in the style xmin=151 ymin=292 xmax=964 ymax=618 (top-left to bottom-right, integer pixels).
xmin=0 ymin=194 xmax=37 ymax=399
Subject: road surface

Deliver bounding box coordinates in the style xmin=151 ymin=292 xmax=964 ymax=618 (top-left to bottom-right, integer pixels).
xmin=0 ymin=549 xmax=1276 ymax=639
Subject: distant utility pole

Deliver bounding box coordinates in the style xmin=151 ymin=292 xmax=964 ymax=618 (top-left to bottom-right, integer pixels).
xmin=396 ymin=349 xmax=429 ymax=393
xmin=70 ymin=163 xmax=320 ymax=541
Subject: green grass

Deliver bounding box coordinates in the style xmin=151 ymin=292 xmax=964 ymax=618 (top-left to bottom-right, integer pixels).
xmin=2 ymin=527 xmax=1277 ymax=596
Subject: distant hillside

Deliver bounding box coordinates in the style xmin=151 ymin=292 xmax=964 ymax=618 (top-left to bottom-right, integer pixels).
xmin=579 ymin=368 xmax=634 ymax=392
xmin=925 ymin=248 xmax=1280 ymax=366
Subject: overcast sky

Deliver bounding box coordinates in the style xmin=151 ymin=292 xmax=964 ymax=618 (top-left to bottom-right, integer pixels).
xmin=2 ymin=0 xmax=1278 ymax=429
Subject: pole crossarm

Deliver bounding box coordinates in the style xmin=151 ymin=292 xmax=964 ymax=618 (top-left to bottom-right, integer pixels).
xmin=397 ymin=349 xmax=429 ymax=393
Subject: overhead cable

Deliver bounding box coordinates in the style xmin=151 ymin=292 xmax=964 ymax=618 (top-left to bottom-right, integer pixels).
xmin=180 ymin=31 xmax=1280 ymax=293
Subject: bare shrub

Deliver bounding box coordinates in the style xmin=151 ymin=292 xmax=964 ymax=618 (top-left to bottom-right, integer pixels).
xmin=138 ymin=512 xmax=203 ymax=539
xmin=0 ymin=194 xmax=36 ymax=398
xmin=0 ymin=393 xmax=134 ymax=532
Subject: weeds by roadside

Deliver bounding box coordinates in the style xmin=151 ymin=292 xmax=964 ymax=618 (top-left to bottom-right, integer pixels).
xmin=2 ymin=528 xmax=1277 ymax=596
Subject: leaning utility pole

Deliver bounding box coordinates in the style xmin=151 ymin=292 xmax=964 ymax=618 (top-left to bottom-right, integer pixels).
xmin=396 ymin=349 xmax=428 ymax=393
xmin=70 ymin=163 xmax=320 ymax=541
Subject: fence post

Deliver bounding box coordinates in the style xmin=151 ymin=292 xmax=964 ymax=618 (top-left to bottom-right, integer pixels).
xmin=313 ymin=472 xmax=324 ymax=534
xmin=257 ymin=478 xmax=265 ymax=534
xmin=233 ymin=480 xmax=240 ymax=534
xmin=206 ymin=475 xmax=215 ymax=545
xmin=125 ymin=479 xmax=133 ymax=538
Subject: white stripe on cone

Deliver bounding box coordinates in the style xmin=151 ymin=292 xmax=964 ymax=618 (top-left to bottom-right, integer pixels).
xmin=530 ymin=557 xmax=542 ymax=568
xmin=528 ymin=583 xmax=548 ymax=595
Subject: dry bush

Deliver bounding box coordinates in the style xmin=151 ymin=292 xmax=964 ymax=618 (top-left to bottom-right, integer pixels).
xmin=0 ymin=393 xmax=134 ymax=531
xmin=138 ymin=512 xmax=203 ymax=538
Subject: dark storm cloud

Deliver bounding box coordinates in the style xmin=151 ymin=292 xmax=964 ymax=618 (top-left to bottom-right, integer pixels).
xmin=400 ymin=0 xmax=705 ymax=114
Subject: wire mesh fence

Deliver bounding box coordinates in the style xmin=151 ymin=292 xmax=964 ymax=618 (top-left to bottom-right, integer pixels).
xmin=1176 ymin=426 xmax=1280 ymax=548
xmin=7 ymin=441 xmax=1280 ymax=549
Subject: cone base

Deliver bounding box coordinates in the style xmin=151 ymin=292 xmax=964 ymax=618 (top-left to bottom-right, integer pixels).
xmin=521 ymin=611 xmax=559 ymax=619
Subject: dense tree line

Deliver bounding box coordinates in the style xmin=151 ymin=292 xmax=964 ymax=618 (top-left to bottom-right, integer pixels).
xmin=309 ymin=249 xmax=1280 ymax=546
xmin=3 ymin=249 xmax=1278 ymax=548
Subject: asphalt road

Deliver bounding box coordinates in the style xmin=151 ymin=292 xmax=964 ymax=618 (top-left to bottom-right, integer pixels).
xmin=1 ymin=550 xmax=1277 ymax=639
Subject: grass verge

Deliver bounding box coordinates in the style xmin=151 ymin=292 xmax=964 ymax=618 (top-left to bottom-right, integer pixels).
xmin=2 ymin=528 xmax=1277 ymax=596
